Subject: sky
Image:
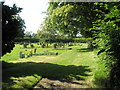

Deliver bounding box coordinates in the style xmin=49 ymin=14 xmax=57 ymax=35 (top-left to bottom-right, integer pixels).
xmin=3 ymin=0 xmax=119 ymax=34
xmin=3 ymin=0 xmax=49 ymax=33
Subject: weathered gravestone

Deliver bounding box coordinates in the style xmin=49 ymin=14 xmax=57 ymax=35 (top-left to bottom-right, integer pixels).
xmin=34 ymin=48 xmax=37 ymax=53
xmin=41 ymin=44 xmax=45 ymax=48
xmin=53 ymin=44 xmax=57 ymax=49
xmin=33 ymin=52 xmax=58 ymax=55
xmin=23 ymin=43 xmax=28 ymax=48
xmin=29 ymin=50 xmax=33 ymax=56
xmin=30 ymin=44 xmax=34 ymax=48
xmin=19 ymin=51 xmax=25 ymax=58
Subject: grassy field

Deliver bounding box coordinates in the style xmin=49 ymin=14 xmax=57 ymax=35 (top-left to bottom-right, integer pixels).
xmin=1 ymin=43 xmax=72 ymax=61
xmin=2 ymin=43 xmax=99 ymax=89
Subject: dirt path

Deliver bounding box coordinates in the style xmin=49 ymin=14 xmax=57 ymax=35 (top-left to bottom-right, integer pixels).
xmin=33 ymin=78 xmax=89 ymax=89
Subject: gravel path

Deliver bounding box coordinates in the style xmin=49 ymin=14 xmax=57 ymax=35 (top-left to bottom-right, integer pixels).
xmin=33 ymin=78 xmax=89 ymax=89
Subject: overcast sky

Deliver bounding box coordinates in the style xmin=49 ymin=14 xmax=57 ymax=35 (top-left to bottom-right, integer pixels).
xmin=3 ymin=0 xmax=49 ymax=33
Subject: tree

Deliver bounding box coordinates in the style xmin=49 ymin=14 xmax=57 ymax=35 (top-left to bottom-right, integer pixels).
xmin=2 ymin=2 xmax=25 ymax=56
xmin=31 ymin=33 xmax=37 ymax=39
xmin=41 ymin=2 xmax=104 ymax=38
xmin=90 ymin=2 xmax=120 ymax=89
xmin=37 ymin=23 xmax=67 ymax=40
xmin=24 ymin=31 xmax=32 ymax=39
xmin=15 ymin=16 xmax=26 ymax=39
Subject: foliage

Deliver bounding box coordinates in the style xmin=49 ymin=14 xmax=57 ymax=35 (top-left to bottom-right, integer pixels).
xmin=31 ymin=33 xmax=37 ymax=39
xmin=24 ymin=31 xmax=32 ymax=39
xmin=38 ymin=2 xmax=103 ymax=38
xmin=2 ymin=1 xmax=120 ymax=89
xmin=24 ymin=31 xmax=37 ymax=39
xmin=14 ymin=39 xmax=39 ymax=43
xmin=42 ymin=2 xmax=120 ymax=88
xmin=39 ymin=38 xmax=92 ymax=43
xmin=73 ymin=38 xmax=92 ymax=43
xmin=91 ymin=2 xmax=120 ymax=89
xmin=2 ymin=3 xmax=25 ymax=56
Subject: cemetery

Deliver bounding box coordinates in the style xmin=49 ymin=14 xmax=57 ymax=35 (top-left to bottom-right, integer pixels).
xmin=19 ymin=42 xmax=75 ymax=58
xmin=2 ymin=41 xmax=97 ymax=89
xmin=2 ymin=1 xmax=120 ymax=90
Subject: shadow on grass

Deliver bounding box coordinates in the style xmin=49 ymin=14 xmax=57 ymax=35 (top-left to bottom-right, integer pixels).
xmin=3 ymin=61 xmax=91 ymax=83
xmin=77 ymin=48 xmax=93 ymax=52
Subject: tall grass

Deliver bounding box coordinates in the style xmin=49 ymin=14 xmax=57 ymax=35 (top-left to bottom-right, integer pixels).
xmin=92 ymin=49 xmax=110 ymax=88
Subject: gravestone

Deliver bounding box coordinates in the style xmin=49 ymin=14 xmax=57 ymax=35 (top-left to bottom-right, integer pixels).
xmin=30 ymin=44 xmax=34 ymax=48
xmin=41 ymin=44 xmax=45 ymax=48
xmin=29 ymin=50 xmax=33 ymax=56
xmin=34 ymin=48 xmax=37 ymax=53
xmin=53 ymin=44 xmax=57 ymax=49
xmin=19 ymin=51 xmax=25 ymax=58
xmin=37 ymin=43 xmax=39 ymax=45
xmin=23 ymin=43 xmax=27 ymax=48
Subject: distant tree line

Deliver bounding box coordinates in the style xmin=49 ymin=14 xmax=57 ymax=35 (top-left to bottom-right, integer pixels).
xmin=14 ymin=39 xmax=39 ymax=43
xmin=44 ymin=38 xmax=92 ymax=43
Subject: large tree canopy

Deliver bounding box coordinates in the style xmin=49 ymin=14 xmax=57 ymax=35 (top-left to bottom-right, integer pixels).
xmin=37 ymin=2 xmax=106 ymax=38
xmin=2 ymin=2 xmax=25 ymax=56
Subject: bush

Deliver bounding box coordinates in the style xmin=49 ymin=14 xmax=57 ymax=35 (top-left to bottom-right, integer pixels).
xmin=73 ymin=38 xmax=93 ymax=43
xmin=14 ymin=39 xmax=39 ymax=43
xmin=40 ymin=38 xmax=92 ymax=43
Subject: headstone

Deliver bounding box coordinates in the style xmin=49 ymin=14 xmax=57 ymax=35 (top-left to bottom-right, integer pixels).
xmin=68 ymin=48 xmax=72 ymax=50
xmin=19 ymin=51 xmax=25 ymax=58
xmin=34 ymin=48 xmax=37 ymax=53
xmin=30 ymin=44 xmax=34 ymax=48
xmin=29 ymin=50 xmax=33 ymax=56
xmin=21 ymin=53 xmax=25 ymax=58
xmin=23 ymin=43 xmax=27 ymax=48
xmin=53 ymin=44 xmax=57 ymax=49
xmin=41 ymin=44 xmax=45 ymax=48
xmin=19 ymin=51 xmax=22 ymax=58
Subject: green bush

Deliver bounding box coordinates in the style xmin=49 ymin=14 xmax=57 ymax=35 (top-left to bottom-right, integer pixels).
xmin=73 ymin=38 xmax=93 ymax=43
xmin=91 ymin=3 xmax=120 ymax=89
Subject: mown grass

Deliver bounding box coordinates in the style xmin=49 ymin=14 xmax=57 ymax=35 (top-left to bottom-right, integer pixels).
xmin=2 ymin=43 xmax=100 ymax=89
xmin=1 ymin=43 xmax=69 ymax=62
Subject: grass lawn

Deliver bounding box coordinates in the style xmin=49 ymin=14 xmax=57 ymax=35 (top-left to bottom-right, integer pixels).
xmin=2 ymin=43 xmax=99 ymax=89
xmin=1 ymin=43 xmax=68 ymax=61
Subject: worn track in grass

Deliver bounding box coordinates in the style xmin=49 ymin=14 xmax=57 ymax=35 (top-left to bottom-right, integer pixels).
xmin=33 ymin=78 xmax=89 ymax=89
